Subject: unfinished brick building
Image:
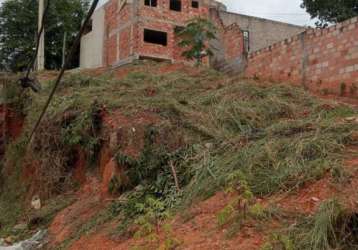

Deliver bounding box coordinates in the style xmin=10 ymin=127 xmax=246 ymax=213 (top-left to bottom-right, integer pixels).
xmin=80 ymin=0 xmax=304 ymax=70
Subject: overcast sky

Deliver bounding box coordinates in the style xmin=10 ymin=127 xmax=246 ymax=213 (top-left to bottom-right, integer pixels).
xmin=0 ymin=0 xmax=316 ymax=26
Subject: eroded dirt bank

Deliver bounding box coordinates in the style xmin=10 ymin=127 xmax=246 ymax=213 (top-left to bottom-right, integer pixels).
xmin=1 ymin=62 xmax=357 ymax=250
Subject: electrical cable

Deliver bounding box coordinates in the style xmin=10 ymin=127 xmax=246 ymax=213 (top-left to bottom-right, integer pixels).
xmin=17 ymin=0 xmax=50 ymax=92
xmin=27 ymin=0 xmax=99 ymax=144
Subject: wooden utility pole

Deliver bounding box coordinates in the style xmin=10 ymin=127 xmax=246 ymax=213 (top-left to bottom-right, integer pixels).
xmin=37 ymin=0 xmax=45 ymax=71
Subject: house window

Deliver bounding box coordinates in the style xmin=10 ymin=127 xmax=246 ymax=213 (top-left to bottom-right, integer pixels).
xmin=144 ymin=29 xmax=168 ymax=46
xmin=243 ymin=30 xmax=250 ymax=52
xmin=170 ymin=0 xmax=182 ymax=11
xmin=192 ymin=1 xmax=199 ymax=8
xmin=144 ymin=0 xmax=157 ymax=7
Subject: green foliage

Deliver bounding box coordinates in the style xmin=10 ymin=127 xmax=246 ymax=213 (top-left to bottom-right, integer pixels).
xmin=287 ymin=199 xmax=358 ymax=250
xmin=61 ymin=102 xmax=101 ymax=166
xmin=114 ymin=126 xmax=192 ymax=207
xmin=308 ymin=200 xmax=342 ymax=250
xmin=2 ymin=77 xmax=31 ymax=114
xmin=159 ymin=224 xmax=182 ymax=250
xmin=133 ymin=197 xmax=167 ymax=238
xmin=249 ymin=204 xmax=266 ymax=219
xmin=2 ymin=63 xmax=357 ymax=245
xmin=0 ymin=137 xmax=28 ymax=237
xmin=217 ymin=203 xmax=236 ymax=227
xmin=109 ymin=127 xmax=194 ymax=235
xmin=301 ymin=0 xmax=358 ymax=27
xmin=0 ymin=0 xmax=90 ymax=71
xmin=108 ymin=176 xmax=123 ymax=195
xmin=131 ymin=198 xmax=181 ymax=249
xmin=261 ymin=234 xmax=294 ymax=250
xmin=176 ymin=17 xmax=217 ymax=65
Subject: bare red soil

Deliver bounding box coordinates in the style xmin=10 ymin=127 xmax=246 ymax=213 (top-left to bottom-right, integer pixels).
xmin=69 ymin=192 xmax=266 ymax=250
xmin=271 ymin=146 xmax=358 ymax=215
xmin=5 ymin=64 xmax=356 ymax=249
xmin=0 ymin=105 xmax=24 ymax=139
xmin=65 ymin=144 xmax=358 ymax=250
xmin=48 ymin=177 xmax=105 ymax=247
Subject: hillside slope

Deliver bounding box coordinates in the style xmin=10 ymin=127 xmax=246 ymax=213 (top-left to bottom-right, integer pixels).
xmin=0 ymin=61 xmax=357 ymax=250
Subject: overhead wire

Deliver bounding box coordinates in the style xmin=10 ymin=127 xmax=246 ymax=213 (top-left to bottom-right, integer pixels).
xmin=27 ymin=0 xmax=100 ymax=144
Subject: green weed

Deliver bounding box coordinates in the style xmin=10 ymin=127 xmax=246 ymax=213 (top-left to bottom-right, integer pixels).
xmin=289 ymin=199 xmax=358 ymax=250
xmin=1 ymin=62 xmax=357 ymax=244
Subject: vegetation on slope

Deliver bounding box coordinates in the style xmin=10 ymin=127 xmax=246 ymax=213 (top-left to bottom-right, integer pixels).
xmin=0 ymin=61 xmax=357 ymax=249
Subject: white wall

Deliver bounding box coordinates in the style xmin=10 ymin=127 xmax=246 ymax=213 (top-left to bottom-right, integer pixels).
xmin=80 ymin=7 xmax=105 ymax=69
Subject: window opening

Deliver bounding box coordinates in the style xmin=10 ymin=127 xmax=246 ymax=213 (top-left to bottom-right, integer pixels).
xmin=145 ymin=0 xmax=157 ymax=7
xmin=144 ymin=29 xmax=168 ymax=46
xmin=170 ymin=0 xmax=182 ymax=11
xmin=192 ymin=1 xmax=199 ymax=8
xmin=243 ymin=30 xmax=250 ymax=52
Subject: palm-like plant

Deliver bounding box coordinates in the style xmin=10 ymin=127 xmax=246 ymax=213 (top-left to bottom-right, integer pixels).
xmin=176 ymin=17 xmax=217 ymax=65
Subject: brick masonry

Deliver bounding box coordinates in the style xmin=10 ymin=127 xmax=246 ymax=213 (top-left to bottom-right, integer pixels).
xmin=81 ymin=0 xmax=307 ymax=72
xmin=246 ymin=17 xmax=358 ymax=97
xmin=222 ymin=23 xmax=244 ymax=61
xmin=103 ymin=0 xmax=221 ymax=66
xmin=204 ymin=7 xmax=247 ymax=75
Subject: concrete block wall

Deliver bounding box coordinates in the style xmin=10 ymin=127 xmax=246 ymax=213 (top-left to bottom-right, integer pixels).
xmin=219 ymin=12 xmax=305 ymax=52
xmin=246 ymin=17 xmax=358 ymax=97
xmin=80 ymin=7 xmax=105 ymax=69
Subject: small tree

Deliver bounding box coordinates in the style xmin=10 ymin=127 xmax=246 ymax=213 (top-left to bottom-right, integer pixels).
xmin=301 ymin=0 xmax=358 ymax=27
xmin=0 ymin=0 xmax=90 ymax=72
xmin=176 ymin=17 xmax=217 ymax=65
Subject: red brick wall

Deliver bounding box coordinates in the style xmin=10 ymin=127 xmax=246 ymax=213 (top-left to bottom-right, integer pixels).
xmin=136 ymin=0 xmax=210 ymax=63
xmin=119 ymin=27 xmax=131 ymax=60
xmin=102 ymin=0 xmax=244 ymax=67
xmin=104 ymin=0 xmax=116 ymax=66
xmin=209 ymin=8 xmax=244 ymax=68
xmin=106 ymin=35 xmax=117 ymax=65
xmin=119 ymin=4 xmax=131 ymax=23
xmin=138 ymin=0 xmax=209 ymax=24
xmin=104 ymin=0 xmax=118 ymax=35
xmin=246 ymin=17 xmax=358 ymax=97
xmin=137 ymin=21 xmax=173 ymax=59
xmin=222 ymin=23 xmax=244 ymax=61
xmin=103 ymin=0 xmax=214 ymax=66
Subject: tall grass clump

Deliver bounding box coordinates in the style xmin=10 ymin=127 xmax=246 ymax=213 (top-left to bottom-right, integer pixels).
xmin=1 ymin=62 xmax=357 ymax=241
xmin=181 ymin=80 xmax=357 ymax=201
xmin=289 ymin=199 xmax=358 ymax=250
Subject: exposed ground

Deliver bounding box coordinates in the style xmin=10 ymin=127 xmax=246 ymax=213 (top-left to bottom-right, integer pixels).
xmin=0 ymin=61 xmax=357 ymax=250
